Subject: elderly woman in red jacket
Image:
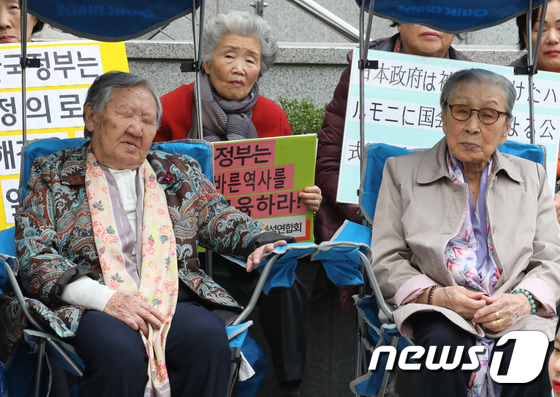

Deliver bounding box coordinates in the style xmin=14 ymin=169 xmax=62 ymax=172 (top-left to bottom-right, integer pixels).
xmin=156 ymin=11 xmax=319 ymax=396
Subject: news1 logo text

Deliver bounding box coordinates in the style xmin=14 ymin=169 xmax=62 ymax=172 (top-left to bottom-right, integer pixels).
xmin=369 ymin=331 xmax=549 ymax=383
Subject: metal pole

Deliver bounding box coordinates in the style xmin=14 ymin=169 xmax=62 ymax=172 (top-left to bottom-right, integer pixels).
xmin=232 ymin=255 xmax=280 ymax=326
xmin=362 ymin=1 xmax=375 ymax=68
xmin=285 ymin=0 xmax=359 ymax=42
xmin=531 ymin=0 xmax=548 ymax=75
xmin=528 ymin=0 xmax=548 ymax=146
xmin=359 ymin=0 xmax=366 ymax=191
xmin=192 ymin=0 xmax=204 ymax=140
xmin=250 ymin=0 xmax=268 ymax=17
xmin=526 ymin=0 xmax=535 ymax=144
xmin=19 ymin=0 xmax=28 ymax=144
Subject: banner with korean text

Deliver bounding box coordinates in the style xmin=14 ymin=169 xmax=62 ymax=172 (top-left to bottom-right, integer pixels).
xmin=338 ymin=49 xmax=560 ymax=204
xmin=213 ymin=134 xmax=317 ymax=242
xmin=0 ymin=40 xmax=128 ymax=229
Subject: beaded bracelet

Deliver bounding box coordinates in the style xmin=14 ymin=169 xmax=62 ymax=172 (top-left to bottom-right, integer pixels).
xmin=513 ymin=289 xmax=536 ymax=314
xmin=427 ymin=285 xmax=440 ymax=305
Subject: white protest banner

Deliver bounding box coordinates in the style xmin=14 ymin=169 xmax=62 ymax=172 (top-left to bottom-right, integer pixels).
xmin=0 ymin=41 xmax=129 ymax=230
xmin=338 ymin=49 xmax=560 ymax=204
xmin=0 ymin=44 xmax=103 ymax=89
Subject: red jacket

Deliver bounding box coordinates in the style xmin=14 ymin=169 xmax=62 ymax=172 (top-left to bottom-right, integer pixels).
xmin=315 ymin=34 xmax=472 ymax=242
xmin=155 ymin=83 xmax=292 ymax=142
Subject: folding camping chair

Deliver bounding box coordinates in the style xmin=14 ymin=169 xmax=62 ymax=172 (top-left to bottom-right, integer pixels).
xmin=0 ymin=137 xmax=289 ymax=397
xmin=347 ymin=140 xmax=547 ymax=397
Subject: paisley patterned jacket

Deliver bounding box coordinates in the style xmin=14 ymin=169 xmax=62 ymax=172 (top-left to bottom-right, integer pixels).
xmin=0 ymin=145 xmax=273 ymax=353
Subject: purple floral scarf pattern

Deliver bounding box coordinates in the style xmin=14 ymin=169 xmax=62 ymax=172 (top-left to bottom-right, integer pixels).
xmin=445 ymin=152 xmax=500 ymax=397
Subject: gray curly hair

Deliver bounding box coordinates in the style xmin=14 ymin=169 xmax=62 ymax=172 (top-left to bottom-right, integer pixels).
xmin=82 ymin=71 xmax=162 ymax=139
xmin=202 ymin=11 xmax=278 ymax=78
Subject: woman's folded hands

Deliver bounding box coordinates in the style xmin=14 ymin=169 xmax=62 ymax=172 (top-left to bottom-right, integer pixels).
xmin=429 ymin=286 xmax=486 ymax=320
xmin=472 ymin=293 xmax=532 ymax=332
xmin=421 ymin=286 xmax=533 ymax=332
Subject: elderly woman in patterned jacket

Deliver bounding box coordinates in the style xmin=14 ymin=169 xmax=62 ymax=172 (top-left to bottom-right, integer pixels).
xmin=3 ymin=71 xmax=289 ymax=397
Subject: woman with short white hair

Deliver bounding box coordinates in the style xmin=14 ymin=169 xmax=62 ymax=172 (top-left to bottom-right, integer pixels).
xmin=157 ymin=11 xmax=320 ymax=396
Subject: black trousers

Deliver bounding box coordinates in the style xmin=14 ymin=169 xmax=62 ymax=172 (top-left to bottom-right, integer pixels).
xmin=73 ymin=286 xmax=230 ymax=397
xmin=223 ymin=256 xmax=308 ymax=387
xmin=408 ymin=312 xmax=552 ymax=397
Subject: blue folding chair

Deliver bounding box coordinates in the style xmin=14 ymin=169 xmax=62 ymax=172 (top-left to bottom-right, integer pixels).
xmin=347 ymin=140 xmax=546 ymax=396
xmin=1 ymin=137 xmax=284 ymax=397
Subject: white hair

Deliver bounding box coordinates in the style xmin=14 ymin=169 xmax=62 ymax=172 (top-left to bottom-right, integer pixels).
xmin=202 ymin=11 xmax=278 ymax=78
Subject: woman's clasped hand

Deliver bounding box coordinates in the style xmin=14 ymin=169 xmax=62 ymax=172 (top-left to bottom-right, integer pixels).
xmin=427 ymin=286 xmax=533 ymax=331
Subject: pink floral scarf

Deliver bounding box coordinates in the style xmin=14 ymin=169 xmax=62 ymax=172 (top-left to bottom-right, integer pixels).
xmin=86 ymin=147 xmax=178 ymax=397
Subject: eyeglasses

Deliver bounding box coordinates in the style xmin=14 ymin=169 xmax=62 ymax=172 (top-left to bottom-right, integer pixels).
xmin=447 ymin=104 xmax=507 ymax=125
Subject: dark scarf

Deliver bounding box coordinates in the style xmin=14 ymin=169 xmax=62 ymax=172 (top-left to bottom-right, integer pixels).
xmin=188 ymin=72 xmax=259 ymax=141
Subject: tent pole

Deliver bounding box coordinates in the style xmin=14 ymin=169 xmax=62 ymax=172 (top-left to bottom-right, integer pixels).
xmin=361 ymin=1 xmax=375 ymax=168
xmin=528 ymin=0 xmax=547 ymax=146
xmin=358 ymin=0 xmax=365 ymax=187
xmin=19 ymin=0 xmax=29 ymax=145
xmin=526 ymin=0 xmax=534 ymax=144
xmin=531 ymin=0 xmax=548 ymax=76
xmin=525 ymin=0 xmax=548 ymax=145
xmin=192 ymin=0 xmax=204 ymax=140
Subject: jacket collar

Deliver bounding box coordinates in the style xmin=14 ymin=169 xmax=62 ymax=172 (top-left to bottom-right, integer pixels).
xmin=59 ymin=144 xmax=173 ymax=187
xmin=416 ymin=137 xmax=524 ymax=185
xmin=60 ymin=144 xmax=88 ymax=186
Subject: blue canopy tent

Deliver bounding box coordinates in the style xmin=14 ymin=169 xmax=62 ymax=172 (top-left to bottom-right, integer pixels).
xmin=17 ymin=0 xmax=206 ymax=143
xmin=355 ymin=0 xmax=547 ymax=174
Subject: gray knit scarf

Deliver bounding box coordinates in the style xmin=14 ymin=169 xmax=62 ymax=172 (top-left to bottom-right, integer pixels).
xmin=188 ymin=72 xmax=259 ymax=141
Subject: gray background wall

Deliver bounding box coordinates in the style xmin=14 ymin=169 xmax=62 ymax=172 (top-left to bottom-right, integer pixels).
xmin=36 ymin=0 xmax=526 ymax=108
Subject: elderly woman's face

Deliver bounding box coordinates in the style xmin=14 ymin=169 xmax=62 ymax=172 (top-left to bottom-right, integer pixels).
xmin=525 ymin=0 xmax=560 ymax=72
xmin=0 ymin=0 xmax=38 ymax=43
xmin=442 ymin=82 xmax=510 ymax=169
xmin=203 ymin=33 xmax=261 ymax=101
xmin=85 ymin=86 xmax=157 ymax=170
xmin=550 ymin=327 xmax=560 ymax=396
xmin=397 ymin=24 xmax=454 ymax=59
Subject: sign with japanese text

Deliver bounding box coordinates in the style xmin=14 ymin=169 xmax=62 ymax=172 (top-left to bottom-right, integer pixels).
xmin=213 ymin=135 xmax=317 ymax=242
xmin=0 ymin=41 xmax=128 ymax=229
xmin=338 ymin=49 xmax=560 ymax=204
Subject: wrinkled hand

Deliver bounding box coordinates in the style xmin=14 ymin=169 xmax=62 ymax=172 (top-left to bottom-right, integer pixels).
xmin=472 ymin=293 xmax=531 ymax=332
xmin=554 ymin=193 xmax=560 ymax=224
xmin=299 ymin=186 xmax=322 ymax=213
xmin=104 ymin=292 xmax=165 ymax=337
xmin=431 ymin=286 xmax=487 ymax=320
xmin=246 ymin=240 xmax=287 ymax=272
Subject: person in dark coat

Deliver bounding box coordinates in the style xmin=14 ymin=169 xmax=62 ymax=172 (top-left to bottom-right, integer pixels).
xmin=511 ymin=0 xmax=560 ymax=223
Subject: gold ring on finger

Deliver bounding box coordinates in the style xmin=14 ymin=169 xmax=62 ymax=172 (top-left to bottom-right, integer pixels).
xmin=495 ymin=311 xmax=500 ymax=320
xmin=496 ymin=319 xmax=502 ymax=328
